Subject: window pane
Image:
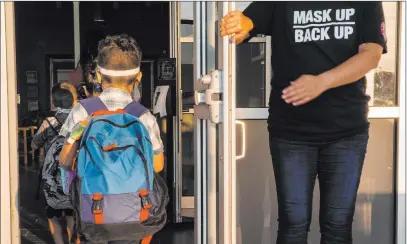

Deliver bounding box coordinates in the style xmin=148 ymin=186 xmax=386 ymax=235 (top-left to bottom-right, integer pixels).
xmin=181 ymin=42 xmax=194 ymax=109
xmin=236 ymin=2 xmax=251 ymax=12
xmin=181 ymin=23 xmax=193 ymax=38
xmin=180 ymin=2 xmax=193 ymax=21
xmin=180 ymin=2 xmax=193 ymax=38
xmin=181 ymin=113 xmax=194 ymax=196
xmin=367 ymin=2 xmax=399 ymax=107
xmin=236 ymin=42 xmax=267 ymax=108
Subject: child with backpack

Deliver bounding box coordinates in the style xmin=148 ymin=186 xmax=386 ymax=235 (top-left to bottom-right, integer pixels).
xmin=31 ymin=82 xmax=78 ymax=154
xmin=58 ymin=34 xmax=168 ymax=244
xmin=33 ymin=82 xmax=78 ymax=244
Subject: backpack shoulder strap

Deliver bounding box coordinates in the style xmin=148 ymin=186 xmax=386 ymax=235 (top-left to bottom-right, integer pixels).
xmin=124 ymin=101 xmax=149 ymax=118
xmin=54 ymin=116 xmax=63 ymax=127
xmin=78 ymin=97 xmax=108 ymax=115
xmin=44 ymin=117 xmax=59 ymax=135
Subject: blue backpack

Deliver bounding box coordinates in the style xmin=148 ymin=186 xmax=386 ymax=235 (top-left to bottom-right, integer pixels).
xmin=70 ymin=97 xmax=168 ymax=243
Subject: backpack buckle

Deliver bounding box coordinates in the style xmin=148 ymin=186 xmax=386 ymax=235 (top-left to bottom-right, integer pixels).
xmin=92 ymin=198 xmax=103 ymax=213
xmin=92 ymin=193 xmax=104 ymax=224
xmin=139 ymin=190 xmax=152 ymax=210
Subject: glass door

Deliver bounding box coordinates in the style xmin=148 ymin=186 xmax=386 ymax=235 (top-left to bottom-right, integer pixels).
xmin=192 ymin=2 xmax=273 ymax=243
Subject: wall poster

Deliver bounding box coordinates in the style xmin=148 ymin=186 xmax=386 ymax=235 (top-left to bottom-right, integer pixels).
xmin=26 ymin=71 xmax=38 ymax=84
xmin=157 ymin=58 xmax=176 ymax=81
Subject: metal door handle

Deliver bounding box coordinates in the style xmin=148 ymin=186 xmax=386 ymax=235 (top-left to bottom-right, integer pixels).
xmin=236 ymin=120 xmax=246 ymax=160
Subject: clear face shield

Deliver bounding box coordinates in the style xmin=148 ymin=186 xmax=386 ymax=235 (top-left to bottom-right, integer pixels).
xmin=98 ymin=66 xmax=141 ymax=101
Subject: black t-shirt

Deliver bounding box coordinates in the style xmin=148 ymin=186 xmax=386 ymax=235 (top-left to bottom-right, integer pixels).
xmin=244 ymin=2 xmax=387 ymax=142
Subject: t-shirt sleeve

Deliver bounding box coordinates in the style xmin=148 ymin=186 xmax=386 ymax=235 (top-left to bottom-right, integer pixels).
xmin=243 ymin=2 xmax=275 ymax=37
xmin=139 ymin=112 xmax=164 ymax=155
xmin=358 ymin=2 xmax=387 ymax=54
xmin=59 ymin=103 xmax=88 ymax=138
xmin=31 ymin=121 xmax=49 ymax=150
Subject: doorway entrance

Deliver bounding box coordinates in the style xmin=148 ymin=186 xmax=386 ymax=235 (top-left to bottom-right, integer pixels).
xmin=1 ymin=2 xmax=406 ymax=244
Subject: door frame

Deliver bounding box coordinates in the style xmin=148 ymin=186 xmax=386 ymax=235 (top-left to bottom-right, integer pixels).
xmin=193 ymin=2 xmax=238 ymax=244
xmin=1 ymin=2 xmax=20 ymax=244
xmin=193 ymin=2 xmax=220 ymax=244
xmin=179 ymin=36 xmax=272 ymax=217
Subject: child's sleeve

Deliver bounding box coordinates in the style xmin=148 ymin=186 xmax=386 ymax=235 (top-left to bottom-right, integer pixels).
xmin=31 ymin=120 xmax=49 ymax=150
xmin=140 ymin=112 xmax=164 ymax=155
xmin=59 ymin=103 xmax=88 ymax=138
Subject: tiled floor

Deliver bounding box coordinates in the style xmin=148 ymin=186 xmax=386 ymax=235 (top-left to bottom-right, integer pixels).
xmin=19 ymin=162 xmax=194 ymax=244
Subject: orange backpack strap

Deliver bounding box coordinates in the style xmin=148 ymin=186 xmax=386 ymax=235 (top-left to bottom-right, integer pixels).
xmin=139 ymin=189 xmax=152 ymax=222
xmin=75 ymin=235 xmax=81 ymax=244
xmin=92 ymin=109 xmax=126 ymax=117
xmin=92 ymin=193 xmax=104 ymax=224
xmin=140 ymin=235 xmax=153 ymax=244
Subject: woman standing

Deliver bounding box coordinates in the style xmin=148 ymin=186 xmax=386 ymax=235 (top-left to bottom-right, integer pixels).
xmin=221 ymin=2 xmax=386 ymax=244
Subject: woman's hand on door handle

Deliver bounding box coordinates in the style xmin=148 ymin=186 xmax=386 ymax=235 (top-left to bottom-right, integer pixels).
xmin=220 ymin=11 xmax=254 ymax=44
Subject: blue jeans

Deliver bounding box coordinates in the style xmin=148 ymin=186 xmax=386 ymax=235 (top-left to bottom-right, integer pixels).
xmin=270 ymin=130 xmax=369 ymax=244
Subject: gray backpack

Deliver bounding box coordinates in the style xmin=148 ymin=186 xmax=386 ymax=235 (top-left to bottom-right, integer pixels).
xmin=37 ymin=135 xmax=72 ymax=210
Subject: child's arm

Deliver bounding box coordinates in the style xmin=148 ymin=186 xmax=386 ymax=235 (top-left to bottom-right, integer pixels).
xmin=59 ymin=118 xmax=90 ymax=171
xmin=59 ymin=140 xmax=79 ymax=171
xmin=141 ymin=112 xmax=165 ymax=173
xmin=154 ymin=153 xmax=164 ymax=173
xmin=31 ymin=120 xmax=48 ymax=150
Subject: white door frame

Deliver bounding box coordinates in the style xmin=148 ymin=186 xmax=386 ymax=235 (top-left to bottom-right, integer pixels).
xmin=1 ymin=2 xmax=20 ymax=244
xmin=217 ymin=2 xmax=237 ymax=243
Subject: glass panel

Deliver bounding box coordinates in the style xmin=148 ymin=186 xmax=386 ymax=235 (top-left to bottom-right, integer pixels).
xmin=367 ymin=2 xmax=399 ymax=107
xmin=235 ymin=119 xmax=395 ymax=244
xmin=180 ymin=2 xmax=193 ymax=20
xmin=236 ymin=2 xmax=251 ymax=12
xmin=181 ymin=112 xmax=194 ymax=196
xmin=181 ymin=42 xmax=194 ymax=109
xmin=236 ymin=42 xmax=267 ymax=108
xmin=179 ymin=2 xmax=193 ymax=194
xmin=180 ymin=2 xmax=193 ymax=38
xmin=181 ymin=23 xmax=193 ymax=38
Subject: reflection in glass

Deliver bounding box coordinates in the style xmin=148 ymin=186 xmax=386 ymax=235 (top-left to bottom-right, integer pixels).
xmin=236 ymin=42 xmax=267 ymax=108
xmin=180 ymin=2 xmax=193 ymax=38
xmin=180 ymin=2 xmax=193 ymax=21
xmin=236 ymin=2 xmax=252 ymax=12
xmin=181 ymin=42 xmax=194 ymax=109
xmin=181 ymin=113 xmax=194 ymax=196
xmin=181 ymin=22 xmax=193 ymax=38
